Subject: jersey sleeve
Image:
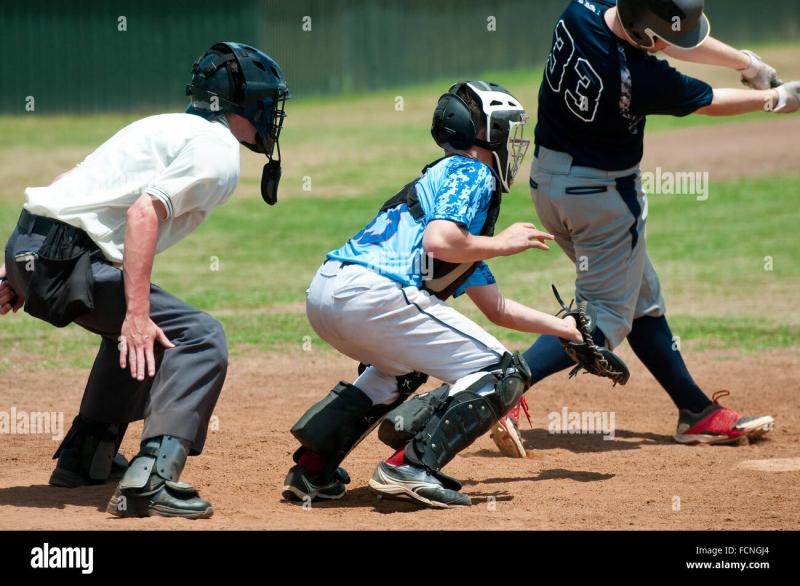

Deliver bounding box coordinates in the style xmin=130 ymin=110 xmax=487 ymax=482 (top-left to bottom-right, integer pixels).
xmin=429 ymin=160 xmax=494 ymax=228
xmin=631 ymin=55 xmax=714 ymax=117
xmin=144 ymin=134 xmax=238 ymax=218
xmin=453 ymin=261 xmax=496 ymax=298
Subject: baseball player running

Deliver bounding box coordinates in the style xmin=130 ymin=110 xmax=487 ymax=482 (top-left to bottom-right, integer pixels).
xmin=0 ymin=42 xmax=290 ymax=518
xmin=490 ymin=0 xmax=798 ymax=457
xmin=282 ymin=81 xmax=626 ymax=509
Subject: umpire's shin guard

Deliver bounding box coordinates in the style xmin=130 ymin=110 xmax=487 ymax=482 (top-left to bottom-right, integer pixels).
xmin=50 ymin=415 xmax=129 ymax=487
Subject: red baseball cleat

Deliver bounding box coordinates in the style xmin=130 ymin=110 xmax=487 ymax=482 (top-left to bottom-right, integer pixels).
xmin=490 ymin=397 xmax=532 ymax=458
xmin=674 ymin=391 xmax=775 ymax=445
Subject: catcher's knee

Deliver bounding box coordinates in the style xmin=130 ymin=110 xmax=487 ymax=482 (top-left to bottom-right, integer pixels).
xmin=379 ymin=352 xmax=530 ymax=471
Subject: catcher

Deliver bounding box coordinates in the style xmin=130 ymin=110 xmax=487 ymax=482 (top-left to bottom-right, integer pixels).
xmin=282 ymin=81 xmax=627 ymax=509
xmin=490 ymin=0 xmax=789 ymax=457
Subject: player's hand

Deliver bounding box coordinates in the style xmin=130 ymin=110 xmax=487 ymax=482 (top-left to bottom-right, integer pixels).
xmin=739 ymin=50 xmax=780 ymax=90
xmin=118 ymin=312 xmax=175 ymax=381
xmin=772 ymin=81 xmax=800 ymax=114
xmin=0 ymin=265 xmax=24 ymax=315
xmin=496 ymin=223 xmax=554 ymax=256
xmin=562 ymin=315 xmax=583 ymax=343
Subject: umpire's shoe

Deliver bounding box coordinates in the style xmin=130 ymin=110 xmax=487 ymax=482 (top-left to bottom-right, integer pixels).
xmin=49 ymin=416 xmax=130 ymax=487
xmin=51 ymin=452 xmax=129 ymax=488
xmin=106 ymin=435 xmax=213 ymax=519
xmin=368 ymin=461 xmax=471 ymax=509
xmin=282 ymin=465 xmax=350 ymax=503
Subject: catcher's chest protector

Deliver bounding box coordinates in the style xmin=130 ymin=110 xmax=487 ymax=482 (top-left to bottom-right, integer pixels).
xmin=378 ymin=156 xmax=502 ymax=300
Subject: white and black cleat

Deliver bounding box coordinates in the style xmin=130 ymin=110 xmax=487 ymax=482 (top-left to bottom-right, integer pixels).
xmin=282 ymin=465 xmax=350 ymax=503
xmin=368 ymin=461 xmax=471 ymax=509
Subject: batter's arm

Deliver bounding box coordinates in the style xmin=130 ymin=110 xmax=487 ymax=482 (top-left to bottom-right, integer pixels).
xmin=696 ymin=87 xmax=780 ymax=116
xmin=662 ymin=37 xmax=751 ymax=70
xmin=467 ymin=283 xmax=581 ymax=342
xmin=664 ymin=37 xmax=780 ymax=90
xmin=423 ymin=220 xmax=553 ymax=263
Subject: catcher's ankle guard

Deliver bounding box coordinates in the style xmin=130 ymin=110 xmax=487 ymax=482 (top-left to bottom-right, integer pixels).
xmin=392 ymin=352 xmax=529 ymax=472
xmin=53 ymin=415 xmax=128 ymax=482
xmin=291 ymin=374 xmax=428 ymax=478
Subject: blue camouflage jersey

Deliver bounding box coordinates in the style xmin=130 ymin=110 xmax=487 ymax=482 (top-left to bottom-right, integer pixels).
xmin=328 ymin=155 xmax=497 ymax=297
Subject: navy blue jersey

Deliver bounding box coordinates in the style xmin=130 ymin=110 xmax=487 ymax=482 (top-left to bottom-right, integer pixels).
xmin=535 ymin=0 xmax=714 ymax=170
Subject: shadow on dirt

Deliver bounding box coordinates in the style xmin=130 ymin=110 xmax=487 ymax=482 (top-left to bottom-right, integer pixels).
xmin=287 ymin=485 xmax=517 ymax=514
xmin=462 ymin=469 xmax=615 ymax=486
xmin=517 ymin=427 xmax=673 ymax=453
xmin=0 ymin=483 xmax=115 ymax=512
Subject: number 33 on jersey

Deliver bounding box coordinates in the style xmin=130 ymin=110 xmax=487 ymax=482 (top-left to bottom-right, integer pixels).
xmin=546 ymin=19 xmax=604 ymax=122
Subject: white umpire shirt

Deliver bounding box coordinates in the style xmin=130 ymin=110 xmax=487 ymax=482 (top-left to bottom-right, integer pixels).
xmin=23 ymin=113 xmax=240 ymax=264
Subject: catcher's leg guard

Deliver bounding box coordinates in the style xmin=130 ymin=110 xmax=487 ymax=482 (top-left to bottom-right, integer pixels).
xmin=400 ymin=352 xmax=531 ymax=472
xmin=378 ymin=385 xmax=451 ymax=449
xmin=291 ymin=372 xmax=428 ymax=480
xmin=49 ymin=415 xmax=129 ymax=487
xmin=107 ymin=435 xmax=212 ymax=519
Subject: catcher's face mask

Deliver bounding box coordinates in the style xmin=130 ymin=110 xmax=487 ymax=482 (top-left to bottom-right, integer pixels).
xmin=495 ymin=113 xmax=530 ymax=191
xmin=464 ymin=82 xmax=530 ymax=193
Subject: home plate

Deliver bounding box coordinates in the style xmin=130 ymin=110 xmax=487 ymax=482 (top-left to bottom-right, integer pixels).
xmin=737 ymin=458 xmax=800 ymax=472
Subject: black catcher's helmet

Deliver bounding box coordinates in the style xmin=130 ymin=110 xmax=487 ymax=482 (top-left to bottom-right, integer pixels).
xmin=186 ymin=42 xmax=290 ymax=204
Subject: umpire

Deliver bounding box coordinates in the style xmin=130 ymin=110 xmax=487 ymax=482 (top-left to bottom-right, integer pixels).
xmin=0 ymin=42 xmax=290 ymax=518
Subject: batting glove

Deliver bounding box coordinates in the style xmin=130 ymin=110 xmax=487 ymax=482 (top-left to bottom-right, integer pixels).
xmin=739 ymin=50 xmax=781 ymax=90
xmin=771 ymin=81 xmax=800 ymax=114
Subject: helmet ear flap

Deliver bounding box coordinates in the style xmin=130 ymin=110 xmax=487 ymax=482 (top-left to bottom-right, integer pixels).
xmin=431 ymin=93 xmax=476 ymax=152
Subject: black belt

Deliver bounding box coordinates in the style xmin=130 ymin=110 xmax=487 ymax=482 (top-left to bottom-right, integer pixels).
xmin=17 ymin=209 xmax=99 ymax=253
xmin=18 ymin=209 xmax=69 ymax=237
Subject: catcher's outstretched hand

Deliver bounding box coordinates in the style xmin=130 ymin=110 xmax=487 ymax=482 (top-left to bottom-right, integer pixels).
xmin=552 ymin=285 xmax=630 ymax=386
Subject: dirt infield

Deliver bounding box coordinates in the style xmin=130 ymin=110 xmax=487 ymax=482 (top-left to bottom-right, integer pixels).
xmin=1 ymin=345 xmax=798 ymax=531
xmin=642 ymin=117 xmax=800 ymax=182
xmin=1 ymin=116 xmax=799 ymax=530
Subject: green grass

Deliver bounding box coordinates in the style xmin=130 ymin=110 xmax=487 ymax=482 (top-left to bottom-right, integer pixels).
xmin=1 ymin=51 xmax=799 ymax=372
xmin=2 ymin=172 xmax=798 ymax=372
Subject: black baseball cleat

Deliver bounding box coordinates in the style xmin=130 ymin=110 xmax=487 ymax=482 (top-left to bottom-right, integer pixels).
xmin=49 ymin=452 xmax=129 ymax=488
xmin=368 ymin=461 xmax=471 ymax=509
xmin=282 ymin=465 xmax=351 ymax=503
xmin=106 ymin=481 xmax=213 ymax=519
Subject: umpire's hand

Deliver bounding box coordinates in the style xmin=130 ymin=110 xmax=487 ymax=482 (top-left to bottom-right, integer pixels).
xmin=118 ymin=312 xmax=175 ymax=381
xmin=0 ymin=265 xmax=24 ymax=315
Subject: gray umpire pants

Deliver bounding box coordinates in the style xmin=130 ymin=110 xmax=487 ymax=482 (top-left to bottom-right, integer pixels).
xmin=4 ymin=224 xmax=227 ymax=454
xmin=530 ymin=146 xmax=665 ymax=349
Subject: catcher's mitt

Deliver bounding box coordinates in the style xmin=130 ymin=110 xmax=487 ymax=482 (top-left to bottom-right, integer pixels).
xmin=552 ymin=285 xmax=630 ymax=386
